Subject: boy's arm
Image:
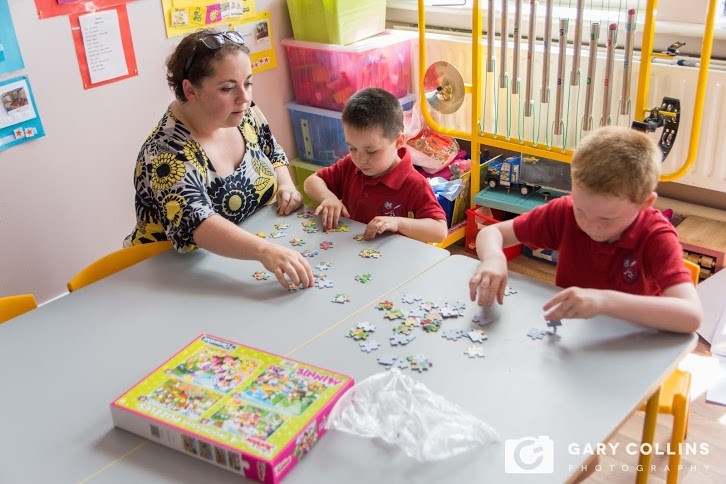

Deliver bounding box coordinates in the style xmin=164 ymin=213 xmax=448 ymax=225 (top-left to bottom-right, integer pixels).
xmin=542 ymin=283 xmax=702 ymax=333
xmin=303 ymin=174 xmax=350 ymax=229
xmin=363 ymin=216 xmax=447 ymax=243
xmin=469 ymin=220 xmax=521 ymax=306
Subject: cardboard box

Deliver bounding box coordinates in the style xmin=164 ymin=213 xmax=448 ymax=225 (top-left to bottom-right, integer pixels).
xmin=111 ymin=334 xmax=353 ymax=483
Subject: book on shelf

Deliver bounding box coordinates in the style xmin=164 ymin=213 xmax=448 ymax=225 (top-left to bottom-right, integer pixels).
xmin=111 ymin=334 xmax=353 ymax=483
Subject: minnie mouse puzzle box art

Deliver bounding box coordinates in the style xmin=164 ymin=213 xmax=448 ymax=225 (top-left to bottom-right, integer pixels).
xmin=111 ymin=334 xmax=353 ymax=483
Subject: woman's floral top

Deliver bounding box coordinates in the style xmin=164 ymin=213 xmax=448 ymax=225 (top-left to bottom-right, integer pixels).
xmin=125 ymin=103 xmax=288 ymax=252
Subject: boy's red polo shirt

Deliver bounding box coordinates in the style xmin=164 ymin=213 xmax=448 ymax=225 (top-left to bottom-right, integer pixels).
xmin=513 ymin=195 xmax=692 ymax=295
xmin=316 ymin=147 xmax=446 ymax=225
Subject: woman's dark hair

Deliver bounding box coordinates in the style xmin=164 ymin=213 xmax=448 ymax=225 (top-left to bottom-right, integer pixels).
xmin=166 ymin=29 xmax=251 ymax=102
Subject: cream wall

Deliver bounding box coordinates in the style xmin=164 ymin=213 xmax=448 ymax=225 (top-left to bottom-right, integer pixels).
xmin=0 ymin=0 xmax=297 ymax=303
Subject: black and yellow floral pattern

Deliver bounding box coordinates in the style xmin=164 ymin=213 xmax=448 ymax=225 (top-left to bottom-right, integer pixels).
xmin=125 ymin=103 xmax=288 ymax=252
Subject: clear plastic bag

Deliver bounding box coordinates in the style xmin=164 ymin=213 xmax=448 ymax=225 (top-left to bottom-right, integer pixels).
xmin=325 ymin=369 xmax=500 ymax=461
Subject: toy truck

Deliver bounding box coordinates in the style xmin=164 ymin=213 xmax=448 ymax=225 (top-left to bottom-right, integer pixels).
xmin=485 ymin=155 xmax=571 ymax=196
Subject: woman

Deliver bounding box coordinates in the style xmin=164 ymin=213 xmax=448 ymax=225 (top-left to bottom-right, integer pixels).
xmin=125 ymin=29 xmax=313 ymax=289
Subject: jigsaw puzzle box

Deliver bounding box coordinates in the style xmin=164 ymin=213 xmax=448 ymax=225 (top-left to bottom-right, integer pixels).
xmin=111 ymin=334 xmax=353 ymax=483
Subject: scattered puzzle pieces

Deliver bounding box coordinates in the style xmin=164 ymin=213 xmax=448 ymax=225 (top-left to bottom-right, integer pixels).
xmin=390 ymin=333 xmax=416 ymax=346
xmin=359 ymin=249 xmax=382 ymax=259
xmin=325 ymin=224 xmax=349 ymax=233
xmin=315 ymin=262 xmax=332 ymax=271
xmin=290 ymin=237 xmax=305 ymax=246
xmin=406 ymin=354 xmax=432 ymax=372
xmin=472 ymin=314 xmax=494 ymax=326
xmin=442 ymin=329 xmax=464 ymax=341
xmin=354 ymin=273 xmax=373 ymax=284
xmin=356 ymin=321 xmax=376 ymax=332
xmin=526 ymin=328 xmax=547 ymax=340
xmin=287 ymin=282 xmax=304 ymax=291
xmin=319 ymin=241 xmax=334 ymax=250
xmin=332 ymin=293 xmax=350 ymax=304
xmin=347 ymin=327 xmax=371 ymax=340
xmin=252 ymin=271 xmax=270 ymax=281
xmin=297 ymin=211 xmax=314 ymax=218
xmin=353 ymin=234 xmax=365 ymax=241
xmin=256 ymin=232 xmax=266 ymax=238
xmin=467 ymin=329 xmax=488 ymax=343
xmin=384 ymin=309 xmax=405 ymax=320
xmin=274 ymin=223 xmax=290 ymax=230
xmin=315 ymin=278 xmax=334 ymax=289
xmin=401 ymin=293 xmax=422 ymax=304
xmin=464 ymin=346 xmax=486 ymax=358
xmin=376 ymin=301 xmax=394 ymax=311
xmin=359 ymin=339 xmax=380 ymax=353
xmin=546 ymin=320 xmax=562 ymax=333
xmin=301 ymin=249 xmax=319 ymax=257
xmin=269 ymin=231 xmax=285 ymax=238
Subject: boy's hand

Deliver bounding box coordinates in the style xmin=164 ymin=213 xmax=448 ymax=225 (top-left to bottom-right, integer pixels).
xmin=276 ymin=186 xmax=304 ymax=215
xmin=259 ymin=242 xmax=314 ymax=290
xmin=364 ymin=216 xmax=400 ymax=240
xmin=543 ymin=287 xmax=605 ymax=321
xmin=469 ymin=256 xmax=508 ymax=306
xmin=314 ymin=197 xmax=350 ymax=229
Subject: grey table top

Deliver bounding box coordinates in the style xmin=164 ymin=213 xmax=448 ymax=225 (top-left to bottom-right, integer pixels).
xmin=0 ymin=205 xmax=448 ymax=484
xmin=45 ymin=255 xmax=698 ymax=484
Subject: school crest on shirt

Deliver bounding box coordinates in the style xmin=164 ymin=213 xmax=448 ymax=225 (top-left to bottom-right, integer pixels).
xmin=382 ymin=200 xmax=404 ymax=217
xmin=622 ymin=255 xmax=640 ymax=284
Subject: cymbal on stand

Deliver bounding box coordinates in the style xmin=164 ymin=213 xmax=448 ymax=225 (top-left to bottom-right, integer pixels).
xmin=423 ymin=61 xmax=465 ymax=114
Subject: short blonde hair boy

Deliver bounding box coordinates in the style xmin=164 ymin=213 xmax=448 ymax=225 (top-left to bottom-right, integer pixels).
xmin=571 ymin=126 xmax=661 ymax=204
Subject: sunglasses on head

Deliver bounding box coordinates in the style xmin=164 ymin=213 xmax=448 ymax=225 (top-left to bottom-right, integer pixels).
xmin=183 ymin=31 xmax=246 ymax=79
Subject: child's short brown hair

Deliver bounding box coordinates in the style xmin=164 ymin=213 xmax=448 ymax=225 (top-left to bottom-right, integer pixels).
xmin=341 ymin=88 xmax=404 ymax=140
xmin=571 ymin=126 xmax=661 ymax=204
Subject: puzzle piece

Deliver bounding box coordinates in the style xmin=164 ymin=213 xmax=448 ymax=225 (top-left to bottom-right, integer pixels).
xmin=301 ymin=249 xmax=319 ymax=257
xmin=446 ymin=300 xmax=466 ymax=311
xmin=442 ymin=329 xmax=464 ymax=341
xmin=290 ymin=238 xmax=305 ymax=246
xmin=377 ymin=353 xmax=400 ymax=367
xmin=353 ymin=234 xmax=365 ymax=241
xmin=315 ymin=278 xmax=334 ymax=289
xmin=356 ymin=321 xmax=376 ymax=332
xmin=546 ymin=320 xmax=562 ymax=333
xmin=503 ymin=286 xmax=518 ymax=296
xmin=287 ymin=282 xmax=304 ymax=291
xmin=359 ymin=339 xmax=380 ymax=353
xmin=332 ymin=293 xmax=350 ymax=304
xmin=439 ymin=305 xmax=462 ymax=318
xmin=297 ymin=211 xmax=314 ymax=218
xmin=359 ymin=249 xmax=382 ymax=259
xmin=467 ymin=329 xmax=488 ymax=343
xmin=419 ymin=301 xmax=439 ymax=311
xmin=376 ymin=301 xmax=394 ymax=311
xmin=384 ymin=309 xmax=405 ymax=320
xmin=319 ymin=241 xmax=334 ymax=250
xmin=420 ymin=319 xmax=441 ymax=333
xmin=303 ymin=226 xmax=320 ymax=234
xmin=269 ymin=231 xmax=285 ymax=238
xmin=406 ymin=354 xmax=432 ymax=373
xmin=401 ymin=293 xmax=422 ymax=304
xmin=390 ymin=333 xmax=416 ymax=346
xmin=274 ymin=223 xmax=290 ymax=230
xmin=354 ymin=273 xmax=373 ymax=284
xmin=402 ymin=317 xmax=420 ymax=328
xmin=346 ymin=327 xmax=370 ymax=340
xmin=326 ymin=224 xmax=349 ymax=233
xmin=393 ymin=324 xmax=413 ymax=335
xmin=406 ymin=308 xmax=425 ymax=318
xmin=252 ymin=271 xmax=270 ymax=281
xmin=256 ymin=232 xmax=266 ymax=238
xmin=464 ymin=345 xmax=486 ymax=358
xmin=315 ymin=262 xmax=332 ymax=271
xmin=472 ymin=314 xmax=494 ymax=326
xmin=526 ymin=328 xmax=547 ymax=340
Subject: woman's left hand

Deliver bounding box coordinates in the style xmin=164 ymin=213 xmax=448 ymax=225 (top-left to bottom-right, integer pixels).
xmin=276 ymin=185 xmax=304 ymax=215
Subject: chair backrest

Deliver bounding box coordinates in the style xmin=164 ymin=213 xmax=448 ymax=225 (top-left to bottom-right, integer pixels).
xmin=683 ymin=259 xmax=700 ymax=285
xmin=0 ymin=294 xmax=38 ymax=324
xmin=67 ymin=241 xmax=173 ymax=292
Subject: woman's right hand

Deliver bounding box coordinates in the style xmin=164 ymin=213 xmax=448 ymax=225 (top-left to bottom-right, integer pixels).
xmin=259 ymin=242 xmax=314 ymax=290
xmin=314 ymin=197 xmax=350 ymax=230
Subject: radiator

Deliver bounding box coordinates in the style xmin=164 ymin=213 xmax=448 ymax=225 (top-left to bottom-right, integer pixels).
xmin=413 ymin=34 xmax=726 ymax=193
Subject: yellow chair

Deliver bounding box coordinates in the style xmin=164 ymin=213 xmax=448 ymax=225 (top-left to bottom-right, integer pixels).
xmin=636 ymin=259 xmax=699 ymax=484
xmin=0 ymin=294 xmax=38 ymax=324
xmin=67 ymin=241 xmax=173 ymax=292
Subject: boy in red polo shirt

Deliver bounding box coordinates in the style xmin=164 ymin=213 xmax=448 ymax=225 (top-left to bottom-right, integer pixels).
xmin=468 ymin=126 xmax=702 ymax=333
xmin=304 ymin=88 xmax=448 ymax=244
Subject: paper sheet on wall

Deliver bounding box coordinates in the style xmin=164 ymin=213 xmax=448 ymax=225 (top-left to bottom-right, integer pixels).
xmin=162 ymin=0 xmax=257 ymax=38
xmin=234 ymin=11 xmax=276 ymax=74
xmin=78 ymin=9 xmax=128 ymax=84
xmin=0 ymin=76 xmax=45 ymax=152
